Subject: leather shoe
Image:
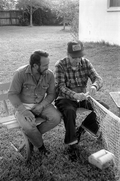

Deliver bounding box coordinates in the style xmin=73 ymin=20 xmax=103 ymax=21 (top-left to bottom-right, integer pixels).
xmin=29 ymin=141 xmax=34 ymax=154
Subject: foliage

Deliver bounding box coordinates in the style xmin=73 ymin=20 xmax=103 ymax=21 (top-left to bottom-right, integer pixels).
xmin=18 ymin=7 xmax=62 ymax=26
xmin=16 ymin=0 xmax=48 ymax=11
xmin=18 ymin=13 xmax=29 ymax=26
xmin=0 ymin=0 xmax=5 ymax=10
xmin=51 ymin=0 xmax=79 ymax=30
xmin=16 ymin=0 xmax=51 ymax=26
xmin=33 ymin=8 xmax=62 ymax=26
xmin=0 ymin=0 xmax=17 ymax=10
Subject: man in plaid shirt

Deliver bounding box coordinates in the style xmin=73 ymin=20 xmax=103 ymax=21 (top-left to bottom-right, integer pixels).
xmin=54 ymin=41 xmax=108 ymax=148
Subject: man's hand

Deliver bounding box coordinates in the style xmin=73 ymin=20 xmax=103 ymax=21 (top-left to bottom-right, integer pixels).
xmin=89 ymin=85 xmax=97 ymax=98
xmin=74 ymin=93 xmax=87 ymax=102
xmin=22 ymin=110 xmax=36 ymax=125
xmin=31 ymin=103 xmax=44 ymax=116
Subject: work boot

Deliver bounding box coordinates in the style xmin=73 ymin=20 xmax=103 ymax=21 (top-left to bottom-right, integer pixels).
xmin=29 ymin=141 xmax=34 ymax=154
xmin=76 ymin=126 xmax=85 ymax=143
xmin=67 ymin=144 xmax=78 ymax=162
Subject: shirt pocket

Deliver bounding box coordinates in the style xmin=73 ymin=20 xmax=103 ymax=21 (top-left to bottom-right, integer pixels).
xmin=66 ymin=79 xmax=76 ymax=88
xmin=22 ymin=84 xmax=35 ymax=95
xmin=39 ymin=83 xmax=49 ymax=96
xmin=42 ymin=84 xmax=49 ymax=90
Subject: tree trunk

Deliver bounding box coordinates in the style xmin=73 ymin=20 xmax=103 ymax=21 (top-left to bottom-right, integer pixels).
xmin=63 ymin=15 xmax=66 ymax=30
xmin=30 ymin=6 xmax=33 ymax=27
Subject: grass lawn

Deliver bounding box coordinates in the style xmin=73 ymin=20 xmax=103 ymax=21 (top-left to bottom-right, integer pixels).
xmin=0 ymin=26 xmax=120 ymax=181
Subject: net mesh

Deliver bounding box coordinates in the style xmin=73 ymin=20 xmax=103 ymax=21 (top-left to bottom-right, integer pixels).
xmin=88 ymin=96 xmax=120 ymax=174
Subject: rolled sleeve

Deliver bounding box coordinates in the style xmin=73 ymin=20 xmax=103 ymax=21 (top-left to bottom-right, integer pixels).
xmin=8 ymin=71 xmax=25 ymax=110
xmin=87 ymin=60 xmax=103 ymax=90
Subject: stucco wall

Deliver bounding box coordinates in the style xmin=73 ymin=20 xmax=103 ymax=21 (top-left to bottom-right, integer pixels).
xmin=79 ymin=0 xmax=120 ymax=45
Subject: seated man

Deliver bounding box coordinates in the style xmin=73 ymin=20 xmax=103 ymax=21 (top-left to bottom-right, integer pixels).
xmin=54 ymin=41 xmax=108 ymax=147
xmin=8 ymin=50 xmax=61 ymax=155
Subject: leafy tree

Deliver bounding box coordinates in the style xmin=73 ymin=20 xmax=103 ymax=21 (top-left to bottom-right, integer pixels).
xmin=32 ymin=8 xmax=62 ymax=26
xmin=51 ymin=0 xmax=79 ymax=30
xmin=0 ymin=0 xmax=17 ymax=10
xmin=0 ymin=0 xmax=4 ymax=10
xmin=16 ymin=0 xmax=50 ymax=26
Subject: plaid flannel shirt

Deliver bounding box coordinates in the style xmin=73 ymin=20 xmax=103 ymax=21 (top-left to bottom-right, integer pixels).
xmin=54 ymin=57 xmax=103 ymax=100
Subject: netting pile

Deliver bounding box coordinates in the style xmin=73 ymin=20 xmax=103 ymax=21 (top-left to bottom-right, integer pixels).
xmin=76 ymin=108 xmax=92 ymax=127
xmin=88 ymin=96 xmax=120 ymax=172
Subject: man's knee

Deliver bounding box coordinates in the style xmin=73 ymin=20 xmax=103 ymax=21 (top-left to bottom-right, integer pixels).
xmin=22 ymin=126 xmax=35 ymax=135
xmin=53 ymin=110 xmax=61 ymax=125
xmin=15 ymin=111 xmax=36 ymax=133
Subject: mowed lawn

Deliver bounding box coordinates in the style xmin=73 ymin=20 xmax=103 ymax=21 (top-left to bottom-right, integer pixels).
xmin=0 ymin=26 xmax=120 ymax=181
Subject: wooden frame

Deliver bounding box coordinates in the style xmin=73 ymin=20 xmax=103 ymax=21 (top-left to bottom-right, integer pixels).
xmin=107 ymin=0 xmax=120 ymax=12
xmin=0 ymin=82 xmax=33 ymax=161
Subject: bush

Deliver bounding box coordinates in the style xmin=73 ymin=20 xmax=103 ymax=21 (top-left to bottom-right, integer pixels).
xmin=18 ymin=11 xmax=30 ymax=26
xmin=33 ymin=8 xmax=62 ymax=26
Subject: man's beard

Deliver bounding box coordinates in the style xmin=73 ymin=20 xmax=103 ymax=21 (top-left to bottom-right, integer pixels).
xmin=38 ymin=67 xmax=47 ymax=75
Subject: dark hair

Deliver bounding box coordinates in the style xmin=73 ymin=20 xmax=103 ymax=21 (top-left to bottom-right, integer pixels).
xmin=30 ymin=50 xmax=49 ymax=67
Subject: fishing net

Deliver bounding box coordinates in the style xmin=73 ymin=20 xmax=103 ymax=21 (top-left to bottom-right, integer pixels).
xmin=88 ymin=96 xmax=120 ymax=178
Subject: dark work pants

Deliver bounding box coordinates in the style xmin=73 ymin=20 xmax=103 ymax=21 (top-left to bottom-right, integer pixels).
xmin=55 ymin=98 xmax=109 ymax=144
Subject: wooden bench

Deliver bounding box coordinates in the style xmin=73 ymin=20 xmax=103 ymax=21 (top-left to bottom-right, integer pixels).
xmin=0 ymin=82 xmax=95 ymax=161
xmin=0 ymin=82 xmax=42 ymax=161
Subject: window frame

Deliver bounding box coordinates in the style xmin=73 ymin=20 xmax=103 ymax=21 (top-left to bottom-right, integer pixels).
xmin=107 ymin=0 xmax=120 ymax=12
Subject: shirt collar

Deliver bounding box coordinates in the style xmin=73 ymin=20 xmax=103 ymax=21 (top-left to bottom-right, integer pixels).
xmin=66 ymin=57 xmax=83 ymax=69
xmin=25 ymin=65 xmax=47 ymax=77
xmin=25 ymin=65 xmax=32 ymax=74
xmin=66 ymin=58 xmax=72 ymax=69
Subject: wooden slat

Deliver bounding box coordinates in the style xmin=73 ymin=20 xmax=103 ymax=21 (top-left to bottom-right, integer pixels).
xmin=0 ymin=115 xmax=16 ymax=123
xmin=0 ymin=115 xmax=19 ymax=129
xmin=0 ymin=114 xmax=42 ymax=129
xmin=3 ymin=121 xmax=19 ymax=129
xmin=110 ymin=92 xmax=120 ymax=108
xmin=3 ymin=100 xmax=9 ymax=116
xmin=0 ymin=82 xmax=10 ymax=115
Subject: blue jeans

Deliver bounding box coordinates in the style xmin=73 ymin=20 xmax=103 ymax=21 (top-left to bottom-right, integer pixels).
xmin=15 ymin=104 xmax=61 ymax=148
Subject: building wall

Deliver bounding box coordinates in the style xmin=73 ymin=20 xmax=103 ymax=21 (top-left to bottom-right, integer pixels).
xmin=79 ymin=0 xmax=120 ymax=45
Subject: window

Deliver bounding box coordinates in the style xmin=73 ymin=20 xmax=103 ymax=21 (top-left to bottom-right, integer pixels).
xmin=107 ymin=0 xmax=120 ymax=11
xmin=110 ymin=0 xmax=120 ymax=7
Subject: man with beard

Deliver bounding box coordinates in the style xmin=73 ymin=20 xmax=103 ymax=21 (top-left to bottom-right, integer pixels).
xmin=8 ymin=50 xmax=61 ymax=156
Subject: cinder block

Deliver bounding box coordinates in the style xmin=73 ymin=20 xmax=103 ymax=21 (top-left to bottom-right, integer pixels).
xmin=88 ymin=149 xmax=115 ymax=169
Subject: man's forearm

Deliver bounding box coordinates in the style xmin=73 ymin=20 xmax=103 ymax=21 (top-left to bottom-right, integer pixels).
xmin=92 ymin=76 xmax=103 ymax=91
xmin=60 ymin=85 xmax=75 ymax=100
xmin=42 ymin=93 xmax=55 ymax=107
